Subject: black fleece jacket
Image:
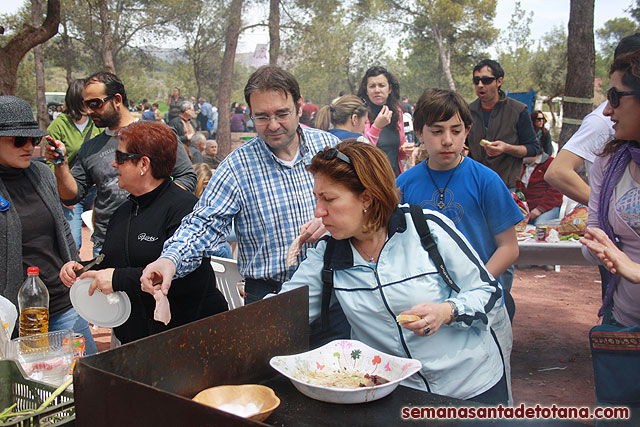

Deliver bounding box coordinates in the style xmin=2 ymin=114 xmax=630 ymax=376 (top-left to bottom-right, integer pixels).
xmin=100 ymin=178 xmax=227 ymax=343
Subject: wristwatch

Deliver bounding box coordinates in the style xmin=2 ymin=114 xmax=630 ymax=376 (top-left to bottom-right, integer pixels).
xmin=446 ymin=301 xmax=459 ymax=324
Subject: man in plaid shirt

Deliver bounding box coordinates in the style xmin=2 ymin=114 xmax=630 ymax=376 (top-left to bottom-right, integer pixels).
xmin=141 ymin=66 xmax=339 ymax=303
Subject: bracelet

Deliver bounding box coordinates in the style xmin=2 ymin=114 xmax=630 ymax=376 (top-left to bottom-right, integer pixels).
xmin=446 ymin=301 xmax=458 ymax=324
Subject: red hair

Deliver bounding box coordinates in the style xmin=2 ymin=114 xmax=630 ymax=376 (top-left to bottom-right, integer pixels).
xmin=117 ymin=121 xmax=177 ymax=179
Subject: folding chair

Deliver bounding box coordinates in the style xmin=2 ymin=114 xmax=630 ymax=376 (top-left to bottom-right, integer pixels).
xmin=210 ymin=256 xmax=244 ymax=310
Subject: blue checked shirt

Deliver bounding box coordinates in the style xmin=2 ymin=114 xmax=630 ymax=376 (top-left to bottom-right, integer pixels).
xmin=162 ymin=127 xmax=340 ymax=282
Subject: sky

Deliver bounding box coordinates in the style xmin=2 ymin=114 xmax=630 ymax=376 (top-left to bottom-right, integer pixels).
xmin=0 ymin=0 xmax=635 ymax=54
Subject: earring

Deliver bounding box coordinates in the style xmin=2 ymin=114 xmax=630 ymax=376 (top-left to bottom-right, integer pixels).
xmin=140 ymin=171 xmax=144 ymax=176
xmin=363 ymin=208 xmax=367 ymax=213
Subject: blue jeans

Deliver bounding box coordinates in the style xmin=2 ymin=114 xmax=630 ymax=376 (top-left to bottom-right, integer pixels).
xmin=50 ymin=307 xmax=98 ymax=355
xmin=62 ymin=203 xmax=83 ymax=250
xmin=531 ymin=206 xmax=561 ymax=226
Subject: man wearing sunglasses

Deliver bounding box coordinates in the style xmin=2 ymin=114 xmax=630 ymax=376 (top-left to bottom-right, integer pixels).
xmin=45 ymin=72 xmax=196 ymax=256
xmin=142 ymin=65 xmax=339 ymax=306
xmin=467 ymin=59 xmax=539 ymax=191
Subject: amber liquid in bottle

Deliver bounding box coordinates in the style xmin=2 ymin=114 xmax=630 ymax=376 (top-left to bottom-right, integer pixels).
xmin=19 ymin=307 xmax=49 ymax=336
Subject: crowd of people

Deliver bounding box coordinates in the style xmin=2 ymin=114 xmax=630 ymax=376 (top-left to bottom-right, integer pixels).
xmin=1 ymin=32 xmax=640 ymax=415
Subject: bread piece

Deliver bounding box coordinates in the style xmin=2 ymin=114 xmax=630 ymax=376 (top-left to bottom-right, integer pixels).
xmin=480 ymin=139 xmax=492 ymax=147
xmin=396 ymin=314 xmax=421 ymax=324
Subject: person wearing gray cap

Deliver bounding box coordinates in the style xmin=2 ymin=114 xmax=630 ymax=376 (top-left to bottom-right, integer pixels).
xmin=0 ymin=95 xmax=97 ymax=353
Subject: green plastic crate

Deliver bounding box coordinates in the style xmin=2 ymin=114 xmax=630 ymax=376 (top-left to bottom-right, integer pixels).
xmin=0 ymin=360 xmax=74 ymax=426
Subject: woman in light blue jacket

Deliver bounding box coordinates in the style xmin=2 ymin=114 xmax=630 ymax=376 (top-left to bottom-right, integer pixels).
xmin=278 ymin=140 xmax=506 ymax=403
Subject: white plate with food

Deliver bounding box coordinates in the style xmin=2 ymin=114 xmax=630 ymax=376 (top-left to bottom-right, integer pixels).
xmin=270 ymin=339 xmax=422 ymax=404
xmin=70 ymin=278 xmax=131 ymax=328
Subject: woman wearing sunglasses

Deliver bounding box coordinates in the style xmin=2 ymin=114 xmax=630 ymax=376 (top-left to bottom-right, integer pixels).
xmin=0 ymin=96 xmax=98 ymax=353
xmin=59 ymin=121 xmax=227 ymax=344
xmin=275 ymin=140 xmax=506 ymax=403
xmin=530 ymin=110 xmax=553 ymax=156
xmin=582 ymin=49 xmax=640 ymax=330
xmin=357 ymin=67 xmax=414 ymax=176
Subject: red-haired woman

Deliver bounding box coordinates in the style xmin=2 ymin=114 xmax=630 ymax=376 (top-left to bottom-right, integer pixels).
xmin=60 ymin=121 xmax=227 ymax=344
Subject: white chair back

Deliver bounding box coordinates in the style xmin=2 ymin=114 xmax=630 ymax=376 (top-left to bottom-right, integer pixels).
xmin=210 ymin=256 xmax=244 ymax=310
xmin=81 ymin=209 xmax=94 ymax=233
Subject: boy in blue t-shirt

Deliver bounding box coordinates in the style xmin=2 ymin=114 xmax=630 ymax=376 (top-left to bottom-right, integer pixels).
xmin=397 ymin=88 xmax=522 ymax=404
xmin=397 ymin=88 xmax=522 ymax=295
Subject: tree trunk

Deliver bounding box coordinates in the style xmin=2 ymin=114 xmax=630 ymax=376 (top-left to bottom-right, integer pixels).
xmin=0 ymin=0 xmax=60 ymax=95
xmin=216 ymin=0 xmax=243 ymax=157
xmin=268 ymin=0 xmax=280 ymax=65
xmin=32 ymin=0 xmax=49 ymax=130
xmin=99 ymin=0 xmax=116 ymax=73
xmin=61 ymin=20 xmax=73 ymax=85
xmin=558 ymin=0 xmax=595 ymax=149
xmin=432 ymin=26 xmax=456 ymax=91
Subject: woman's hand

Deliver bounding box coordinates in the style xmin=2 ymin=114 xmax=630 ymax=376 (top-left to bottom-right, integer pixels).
xmin=80 ymin=268 xmax=115 ymax=296
xmin=580 ymin=227 xmax=640 ymax=283
xmin=372 ymin=105 xmax=393 ymax=129
xmin=299 ymin=217 xmax=327 ymax=244
xmin=398 ymin=302 xmax=453 ymax=337
xmin=59 ymin=261 xmax=83 ymax=287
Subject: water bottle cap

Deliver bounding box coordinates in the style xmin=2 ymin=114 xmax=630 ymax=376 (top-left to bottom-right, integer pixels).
xmin=27 ymin=266 xmax=39 ymax=275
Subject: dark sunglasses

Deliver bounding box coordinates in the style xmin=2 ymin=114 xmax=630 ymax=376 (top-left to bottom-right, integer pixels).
xmin=473 ymin=76 xmax=497 ymax=85
xmin=8 ymin=136 xmax=42 ymax=148
xmin=114 ymin=149 xmax=144 ymax=165
xmin=322 ymin=147 xmax=353 ymax=166
xmin=83 ymin=95 xmax=114 ymax=110
xmin=535 ymin=117 xmax=545 ymax=121
xmin=607 ymin=87 xmax=640 ymax=109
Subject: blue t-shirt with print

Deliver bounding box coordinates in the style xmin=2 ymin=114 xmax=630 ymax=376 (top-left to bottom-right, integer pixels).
xmin=397 ymin=156 xmax=523 ymax=266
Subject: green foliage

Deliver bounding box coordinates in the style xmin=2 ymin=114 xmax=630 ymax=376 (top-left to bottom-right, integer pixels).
xmin=530 ymin=26 xmax=567 ymax=99
xmin=282 ymin=1 xmax=389 ymax=105
xmin=596 ymin=17 xmax=638 ymax=61
xmin=380 ymin=0 xmax=497 ymax=95
xmin=496 ymin=1 xmax=534 ymax=92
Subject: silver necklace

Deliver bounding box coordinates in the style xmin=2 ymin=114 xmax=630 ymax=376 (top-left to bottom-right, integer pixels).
xmin=353 ymin=234 xmax=385 ymax=263
xmin=425 ymin=156 xmax=463 ymax=210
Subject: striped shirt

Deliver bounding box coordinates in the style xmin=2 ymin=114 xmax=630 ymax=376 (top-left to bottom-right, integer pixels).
xmin=162 ymin=127 xmax=340 ymax=282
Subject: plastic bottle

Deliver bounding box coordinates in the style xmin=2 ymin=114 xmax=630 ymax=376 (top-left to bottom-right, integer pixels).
xmin=18 ymin=266 xmax=50 ymax=337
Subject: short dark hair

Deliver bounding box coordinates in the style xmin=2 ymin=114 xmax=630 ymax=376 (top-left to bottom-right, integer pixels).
xmin=244 ymin=66 xmax=301 ymax=112
xmin=85 ymin=72 xmax=128 ymax=107
xmin=308 ymin=140 xmax=399 ymax=233
xmin=413 ymin=88 xmax=473 ymax=134
xmin=473 ymin=59 xmax=504 ymax=79
xmin=117 ymin=121 xmax=177 ymax=179
xmin=357 ymin=66 xmax=401 ymax=131
xmin=64 ymin=79 xmax=87 ymax=122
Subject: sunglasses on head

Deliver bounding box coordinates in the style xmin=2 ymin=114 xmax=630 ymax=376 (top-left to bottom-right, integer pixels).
xmin=607 ymin=87 xmax=640 ymax=109
xmin=8 ymin=136 xmax=42 ymax=148
xmin=473 ymin=76 xmax=497 ymax=85
xmin=322 ymin=147 xmax=352 ymax=165
xmin=83 ymin=95 xmax=114 ymax=110
xmin=114 ymin=149 xmax=144 ymax=165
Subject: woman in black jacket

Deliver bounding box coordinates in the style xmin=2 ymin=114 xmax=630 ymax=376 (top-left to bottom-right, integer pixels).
xmin=60 ymin=121 xmax=227 ymax=344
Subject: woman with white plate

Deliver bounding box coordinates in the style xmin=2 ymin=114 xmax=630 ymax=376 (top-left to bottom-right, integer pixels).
xmin=60 ymin=121 xmax=228 ymax=344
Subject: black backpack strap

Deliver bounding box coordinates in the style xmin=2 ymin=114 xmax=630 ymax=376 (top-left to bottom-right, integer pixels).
xmin=409 ymin=205 xmax=460 ymax=293
xmin=320 ymin=237 xmax=337 ymax=331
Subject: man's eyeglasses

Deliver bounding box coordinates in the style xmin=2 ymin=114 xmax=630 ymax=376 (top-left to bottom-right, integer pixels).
xmin=322 ymin=147 xmax=352 ymax=166
xmin=473 ymin=76 xmax=497 ymax=85
xmin=8 ymin=136 xmax=41 ymax=148
xmin=607 ymin=87 xmax=640 ymax=109
xmin=251 ymin=111 xmax=293 ymax=125
xmin=84 ymin=95 xmax=114 ymax=110
xmin=115 ymin=149 xmax=145 ymax=165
